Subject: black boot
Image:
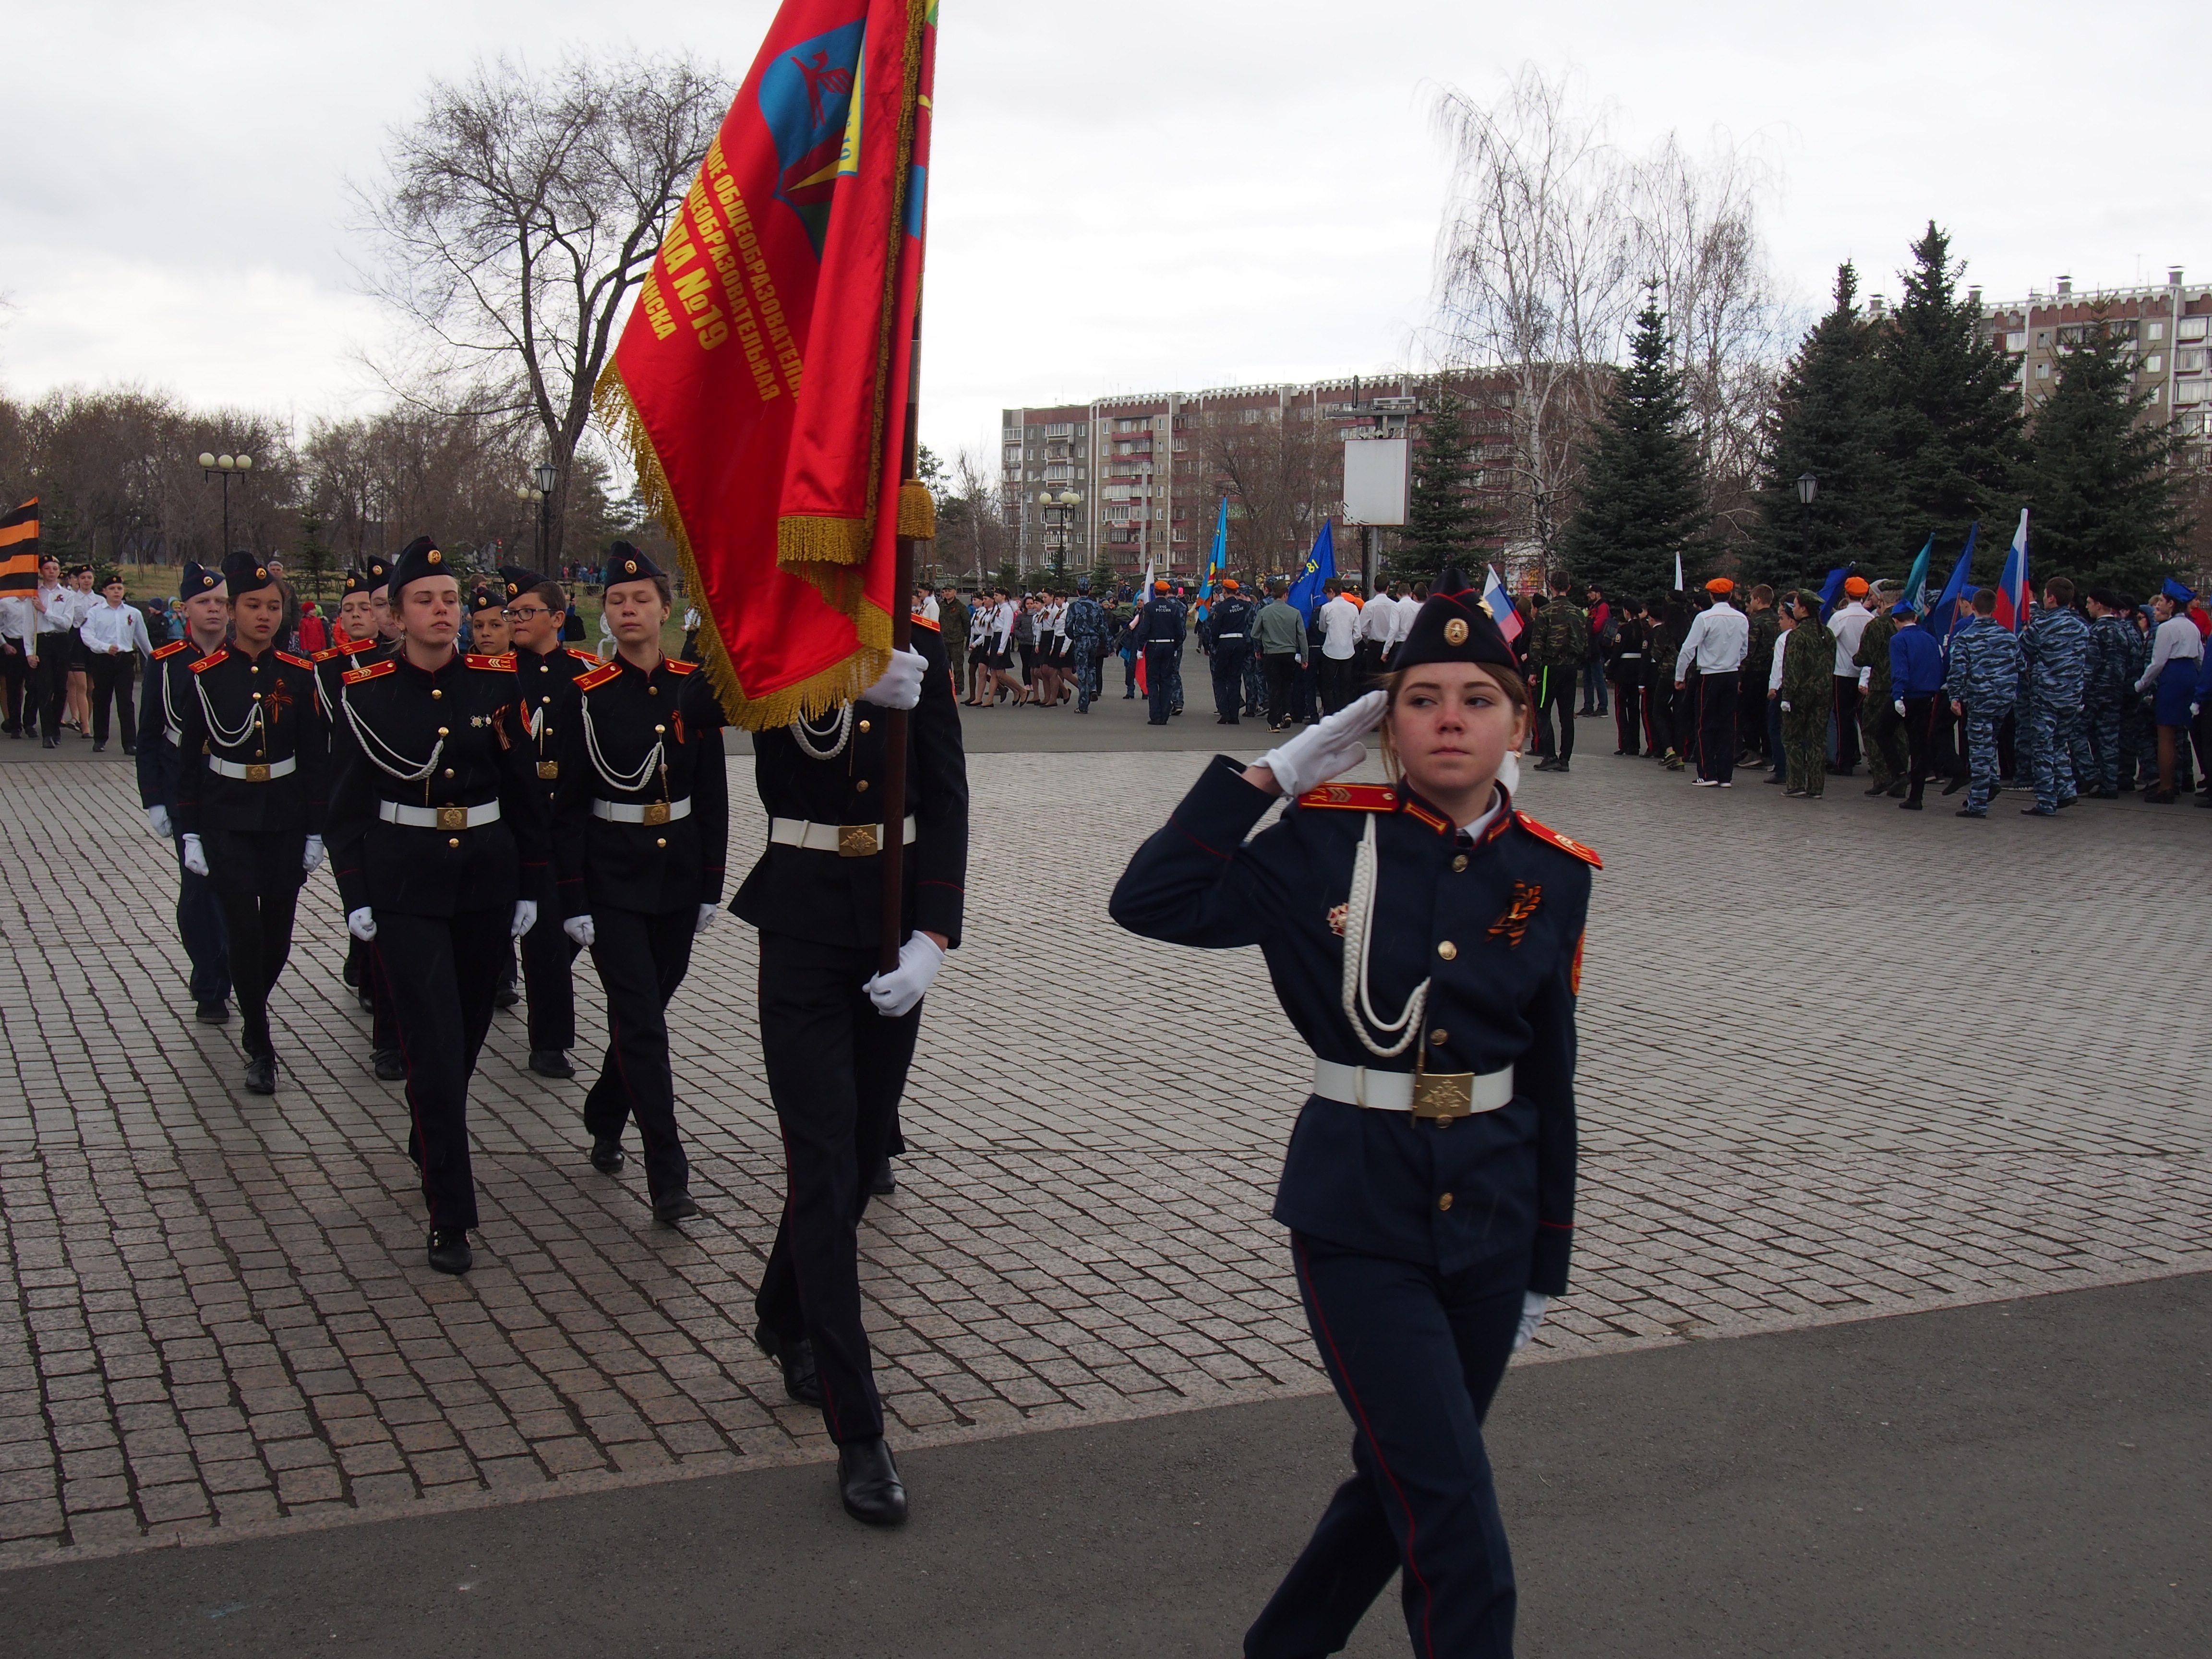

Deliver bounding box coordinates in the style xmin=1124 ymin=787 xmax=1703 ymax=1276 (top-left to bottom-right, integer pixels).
xmin=529 ymin=1049 xmax=575 ymax=1079
xmin=372 ymin=1048 xmax=405 ymax=1081
xmin=755 ymin=1323 xmax=823 ymax=1405
xmin=653 ymin=1191 xmax=701 ymax=1226
xmin=195 ymin=998 xmax=231 ymax=1025
xmin=589 ymin=1135 xmax=625 ymax=1173
xmin=867 ymin=1158 xmax=896 ymax=1197
xmin=838 ymin=1437 xmax=908 ymax=1527
xmin=427 ymin=1229 xmax=473 ymax=1274
xmin=242 ymin=1053 xmax=277 ymax=1095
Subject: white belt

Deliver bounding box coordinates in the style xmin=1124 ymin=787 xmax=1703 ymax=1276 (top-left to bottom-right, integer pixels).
xmin=1310 ymin=1057 xmax=1514 ymax=1119
xmin=769 ymin=814 xmax=917 ymax=858
xmin=592 ymin=796 xmax=692 ymax=825
xmin=379 ymin=800 xmax=502 ymax=830
xmin=1214 ymin=632 xmax=1245 ymax=639
xmin=208 ymin=755 xmax=296 ymax=781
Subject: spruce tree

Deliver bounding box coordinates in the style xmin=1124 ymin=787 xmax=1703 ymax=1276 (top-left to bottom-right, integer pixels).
xmin=1875 ymin=222 xmax=2025 ymax=580
xmin=1752 ymin=263 xmax=1886 ymax=590
xmin=1558 ymin=284 xmax=1705 ymax=601
xmin=1392 ymin=381 xmax=1496 ymax=583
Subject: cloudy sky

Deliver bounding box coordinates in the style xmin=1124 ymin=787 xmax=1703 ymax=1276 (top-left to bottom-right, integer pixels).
xmin=4 ymin=0 xmax=2202 ymax=472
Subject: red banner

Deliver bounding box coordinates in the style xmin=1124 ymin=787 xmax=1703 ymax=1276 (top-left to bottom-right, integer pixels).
xmin=596 ymin=0 xmax=935 ymax=728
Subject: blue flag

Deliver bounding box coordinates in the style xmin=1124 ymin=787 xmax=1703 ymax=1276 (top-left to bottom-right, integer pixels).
xmin=1817 ymin=565 xmax=1849 ymax=623
xmin=1193 ymin=498 xmax=1228 ymax=622
xmin=1932 ymin=523 xmax=1978 ymax=655
xmin=1287 ymin=519 xmax=1335 ymax=622
xmin=1900 ymin=536 xmax=1933 ymax=617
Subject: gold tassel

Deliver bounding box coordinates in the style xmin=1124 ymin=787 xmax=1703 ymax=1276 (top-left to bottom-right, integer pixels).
xmin=777 ymin=514 xmax=871 ymax=568
xmin=897 ymin=480 xmax=937 ymax=540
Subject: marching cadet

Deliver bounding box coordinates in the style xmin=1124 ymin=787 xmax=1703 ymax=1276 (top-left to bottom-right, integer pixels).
xmin=316 ymin=569 xmax=398 ymax=1047
xmin=1204 ymin=579 xmax=1256 ymax=725
xmin=1135 ymin=578 xmax=1185 ymax=726
xmin=326 ymin=536 xmax=552 ymax=1274
xmin=137 ymin=561 xmax=234 ymax=1024
xmin=171 ymin=553 xmax=329 ymax=1094
xmin=1111 ymin=567 xmax=1594 ymax=1659
xmin=501 ymin=564 xmax=603 ymax=1080
xmin=552 ymin=544 xmax=726 ymax=1225
xmin=468 ymin=581 xmax=523 ymax=1010
xmin=735 ymin=604 xmax=968 ymax=1528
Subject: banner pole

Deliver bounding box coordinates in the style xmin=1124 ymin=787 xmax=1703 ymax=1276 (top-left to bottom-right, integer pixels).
xmin=878 ymin=291 xmax=921 ymax=975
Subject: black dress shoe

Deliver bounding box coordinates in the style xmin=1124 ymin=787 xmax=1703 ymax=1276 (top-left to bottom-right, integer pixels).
xmin=1941 ymin=775 xmax=1965 ymax=796
xmin=195 ymin=998 xmax=231 ymax=1024
xmin=372 ymin=1048 xmax=406 ymax=1081
xmin=653 ymin=1191 xmax=701 ymax=1226
xmin=493 ymin=983 xmax=520 ymax=1009
xmin=754 ymin=1323 xmax=823 ymax=1405
xmin=529 ymin=1049 xmax=576 ymax=1079
xmin=1899 ymin=798 xmax=1923 ymax=810
xmin=2093 ymin=788 xmax=2119 ymax=799
xmin=427 ymin=1229 xmax=473 ymax=1274
xmin=838 ymin=1437 xmax=908 ymax=1527
xmin=242 ymin=1053 xmax=277 ymax=1094
xmin=93 ymin=741 xmax=106 ymax=753
xmin=1864 ymin=783 xmax=1890 ymax=796
xmin=589 ymin=1136 xmax=625 ymax=1173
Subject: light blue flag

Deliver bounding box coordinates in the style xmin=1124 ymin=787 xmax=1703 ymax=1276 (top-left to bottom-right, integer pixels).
xmin=1193 ymin=498 xmax=1228 ymax=622
xmin=1286 ymin=520 xmax=1335 ymax=622
xmin=1900 ymin=537 xmax=1933 ymax=616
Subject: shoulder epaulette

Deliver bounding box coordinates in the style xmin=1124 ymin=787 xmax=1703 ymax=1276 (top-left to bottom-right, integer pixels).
xmin=1514 ymin=810 xmax=1603 ymax=869
xmin=151 ymin=638 xmax=189 ymax=661
xmin=343 ymin=660 xmax=397 ymax=686
xmin=575 ymin=662 xmax=622 ymax=693
xmin=662 ymin=657 xmax=697 ymax=675
xmin=276 ymin=650 xmax=313 ymax=671
xmin=564 ymin=647 xmax=603 ymax=666
xmin=465 ymin=652 xmax=517 ymax=672
xmin=909 ymin=613 xmax=941 ymax=634
xmin=189 ymin=647 xmax=228 ymax=675
xmin=1296 ymin=783 xmax=1399 ymax=813
xmin=312 ymin=642 xmax=351 ymax=663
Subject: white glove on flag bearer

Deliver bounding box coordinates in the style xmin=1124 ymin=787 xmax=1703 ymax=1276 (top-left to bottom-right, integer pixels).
xmin=1255 ymin=690 xmax=1386 ymax=798
xmin=865 ymin=933 xmax=944 ymax=1018
xmin=859 ymin=647 xmax=928 ymax=710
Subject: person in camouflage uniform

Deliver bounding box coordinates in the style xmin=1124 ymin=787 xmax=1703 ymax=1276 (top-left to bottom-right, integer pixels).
xmin=1063 ymin=577 xmax=1111 ymax=714
xmin=1525 ymin=572 xmax=1588 ymax=771
xmin=1854 ymin=593 xmax=1906 ymax=795
xmin=1778 ymin=591 xmax=1835 ymax=796
xmin=1944 ymin=588 xmax=2026 ymax=817
xmin=2082 ymin=588 xmax=2135 ymax=797
xmin=2019 ymin=577 xmax=2090 ymax=814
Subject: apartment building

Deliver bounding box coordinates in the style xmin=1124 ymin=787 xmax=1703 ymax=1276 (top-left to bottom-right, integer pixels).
xmin=1975 ymin=267 xmax=2212 ymax=443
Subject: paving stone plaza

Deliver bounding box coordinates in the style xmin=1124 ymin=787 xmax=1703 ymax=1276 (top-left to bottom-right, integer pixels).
xmin=1 ymin=722 xmax=2207 ymax=1563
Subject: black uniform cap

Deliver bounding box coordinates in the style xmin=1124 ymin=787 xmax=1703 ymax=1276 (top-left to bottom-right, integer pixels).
xmin=498 ymin=565 xmax=548 ymax=601
xmin=604 ymin=541 xmax=663 ymax=584
xmin=340 ymin=567 xmax=370 ymax=598
xmin=469 ymin=582 xmax=504 ymax=613
xmin=362 ymin=555 xmax=390 ymax=587
xmin=1392 ymin=566 xmax=1519 ymax=675
xmin=386 ymin=536 xmax=453 ymax=601
xmin=219 ymin=551 xmax=280 ymax=600
xmin=179 ymin=561 xmax=224 ymax=601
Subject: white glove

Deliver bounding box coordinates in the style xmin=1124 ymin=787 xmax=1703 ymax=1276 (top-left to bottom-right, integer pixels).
xmin=1779 ymin=700 xmax=1792 ymax=713
xmin=511 ymin=900 xmax=538 ymax=939
xmin=301 ymin=834 xmax=325 ymax=876
xmin=1257 ymin=689 xmax=1386 ymax=797
xmin=859 ymin=646 xmax=929 ymax=710
xmin=1512 ymin=1290 xmax=1551 ymax=1352
xmin=347 ymin=907 xmax=377 ymax=941
xmin=1893 ymin=699 xmax=1907 ymax=718
xmin=180 ymin=833 xmax=209 ymax=877
xmin=864 ymin=932 xmax=944 ymax=1018
xmin=564 ymin=914 xmax=595 ymax=948
xmin=146 ymin=805 xmax=172 ymax=838
xmin=695 ymin=903 xmax=718 ymax=935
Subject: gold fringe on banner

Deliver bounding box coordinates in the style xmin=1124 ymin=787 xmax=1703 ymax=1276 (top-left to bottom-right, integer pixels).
xmin=897 ymin=480 xmax=937 ymax=540
xmin=777 ymin=514 xmax=870 ymax=567
xmin=593 ymin=360 xmax=890 ymax=730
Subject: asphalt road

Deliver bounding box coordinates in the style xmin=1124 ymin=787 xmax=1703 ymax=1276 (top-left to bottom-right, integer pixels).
xmin=7 ymin=1271 xmax=2203 ymax=1659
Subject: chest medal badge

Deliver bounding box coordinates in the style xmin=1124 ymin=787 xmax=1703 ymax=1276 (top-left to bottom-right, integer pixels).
xmin=1486 ymin=882 xmax=1543 ymax=949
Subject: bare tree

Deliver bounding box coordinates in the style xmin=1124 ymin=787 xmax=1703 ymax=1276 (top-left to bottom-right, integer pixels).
xmin=1186 ymin=400 xmax=1338 ymax=575
xmin=934 ymin=443 xmax=1010 ymax=588
xmin=357 ymin=50 xmax=730 ymax=564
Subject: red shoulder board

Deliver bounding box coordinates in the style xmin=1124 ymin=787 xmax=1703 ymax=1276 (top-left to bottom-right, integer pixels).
xmin=1296 ymin=783 xmax=1398 ymax=812
xmin=342 ymin=660 xmax=397 ymax=686
xmin=1514 ymin=811 xmax=1603 ymax=869
xmin=276 ymin=650 xmax=313 ymax=671
xmin=661 ymin=657 xmax=697 ymax=675
xmin=575 ymin=662 xmax=622 ymax=692
xmin=189 ymin=647 xmax=228 ymax=675
xmin=909 ymin=613 xmax=941 ymax=634
xmin=465 ymin=652 xmax=517 ymax=672
xmin=151 ymin=638 xmax=189 ymax=661
xmin=311 ymin=642 xmax=352 ymax=662
xmin=564 ymin=647 xmax=603 ymax=666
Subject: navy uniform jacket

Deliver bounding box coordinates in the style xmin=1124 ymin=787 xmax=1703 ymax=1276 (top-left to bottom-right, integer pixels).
xmin=326 ymin=650 xmax=552 ymax=918
xmin=136 ymin=637 xmax=209 ymax=812
xmin=171 ymin=644 xmax=329 ymax=840
xmin=1203 ymin=595 xmax=1256 ymax=653
xmin=552 ymin=653 xmax=729 ymax=919
xmin=1136 ymin=597 xmax=1185 ymax=648
xmin=312 ymin=635 xmax=385 ymax=736
xmin=1110 ymin=758 xmax=1595 ymax=1295
xmin=512 ymin=642 xmax=604 ymax=801
xmin=731 ymin=616 xmax=969 ymax=950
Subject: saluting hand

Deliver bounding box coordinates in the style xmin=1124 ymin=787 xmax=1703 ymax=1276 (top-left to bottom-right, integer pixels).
xmin=1249 ymin=688 xmax=1386 ymax=798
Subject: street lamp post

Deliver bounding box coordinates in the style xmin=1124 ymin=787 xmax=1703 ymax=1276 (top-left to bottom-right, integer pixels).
xmin=1796 ymin=472 xmax=1818 ymax=569
xmin=198 ymin=451 xmax=254 ymax=554
xmin=517 ymin=464 xmax=557 ymax=572
xmin=1038 ymin=490 xmax=1079 ymax=584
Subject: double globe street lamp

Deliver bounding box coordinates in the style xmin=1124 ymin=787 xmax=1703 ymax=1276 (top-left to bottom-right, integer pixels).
xmin=515 ymin=463 xmax=558 ymax=569
xmin=199 ymin=451 xmax=254 ymax=554
xmin=1038 ymin=489 xmax=1079 ymax=578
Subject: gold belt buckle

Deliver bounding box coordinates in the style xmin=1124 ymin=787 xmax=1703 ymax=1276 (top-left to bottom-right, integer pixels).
xmin=1411 ymin=1072 xmax=1476 ymax=1122
xmin=435 ymin=805 xmax=469 ymax=831
xmin=243 ymin=763 xmax=270 ymax=784
xmin=641 ymin=801 xmax=671 ymax=827
xmin=537 ymin=760 xmax=559 ymax=781
xmin=837 ymin=823 xmax=879 ymax=858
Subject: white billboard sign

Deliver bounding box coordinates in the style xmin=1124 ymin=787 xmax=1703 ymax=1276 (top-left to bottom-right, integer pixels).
xmin=1342 ymin=437 xmax=1409 ymax=527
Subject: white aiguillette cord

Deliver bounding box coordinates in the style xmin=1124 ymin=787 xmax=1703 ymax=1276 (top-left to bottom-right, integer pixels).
xmin=1340 ymin=813 xmax=1426 ymax=1058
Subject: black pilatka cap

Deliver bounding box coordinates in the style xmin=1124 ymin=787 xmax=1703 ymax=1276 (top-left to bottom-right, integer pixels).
xmin=386 ymin=536 xmax=452 ymax=601
xmin=362 ymin=554 xmax=390 ymax=589
xmin=340 ymin=567 xmax=372 ymax=598
xmin=469 ymin=582 xmax=503 ymax=613
xmin=1392 ymin=566 xmax=1518 ymax=675
xmin=603 ymin=541 xmax=663 ymax=584
xmin=498 ymin=565 xmax=547 ymax=601
xmin=220 ymin=551 xmax=280 ymax=599
xmin=179 ymin=561 xmax=224 ymax=600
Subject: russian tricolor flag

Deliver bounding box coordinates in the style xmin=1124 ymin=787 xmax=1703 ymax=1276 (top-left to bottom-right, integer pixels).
xmin=1992 ymin=509 xmax=2030 ymax=632
xmin=1483 ymin=565 xmax=1523 ymax=642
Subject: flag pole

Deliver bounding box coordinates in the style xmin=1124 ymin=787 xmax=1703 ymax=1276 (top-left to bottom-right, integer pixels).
xmin=878 ymin=292 xmax=921 ymax=975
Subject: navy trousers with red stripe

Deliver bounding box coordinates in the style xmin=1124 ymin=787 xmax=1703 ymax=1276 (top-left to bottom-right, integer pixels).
xmin=1695 ymin=670 xmax=1739 ymax=782
xmin=1246 ymin=1235 xmax=1523 ymax=1659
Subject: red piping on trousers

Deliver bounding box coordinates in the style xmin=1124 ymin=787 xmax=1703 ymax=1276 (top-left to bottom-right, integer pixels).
xmin=1293 ymin=1236 xmax=1441 ymax=1659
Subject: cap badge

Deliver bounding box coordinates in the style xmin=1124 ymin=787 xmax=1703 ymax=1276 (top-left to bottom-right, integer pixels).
xmin=625 ymin=559 xmax=637 ymax=574
xmin=1444 ymin=618 xmax=1469 ymax=645
xmin=428 ymin=549 xmax=442 ymax=564
xmin=256 ymin=567 xmax=267 ymax=580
